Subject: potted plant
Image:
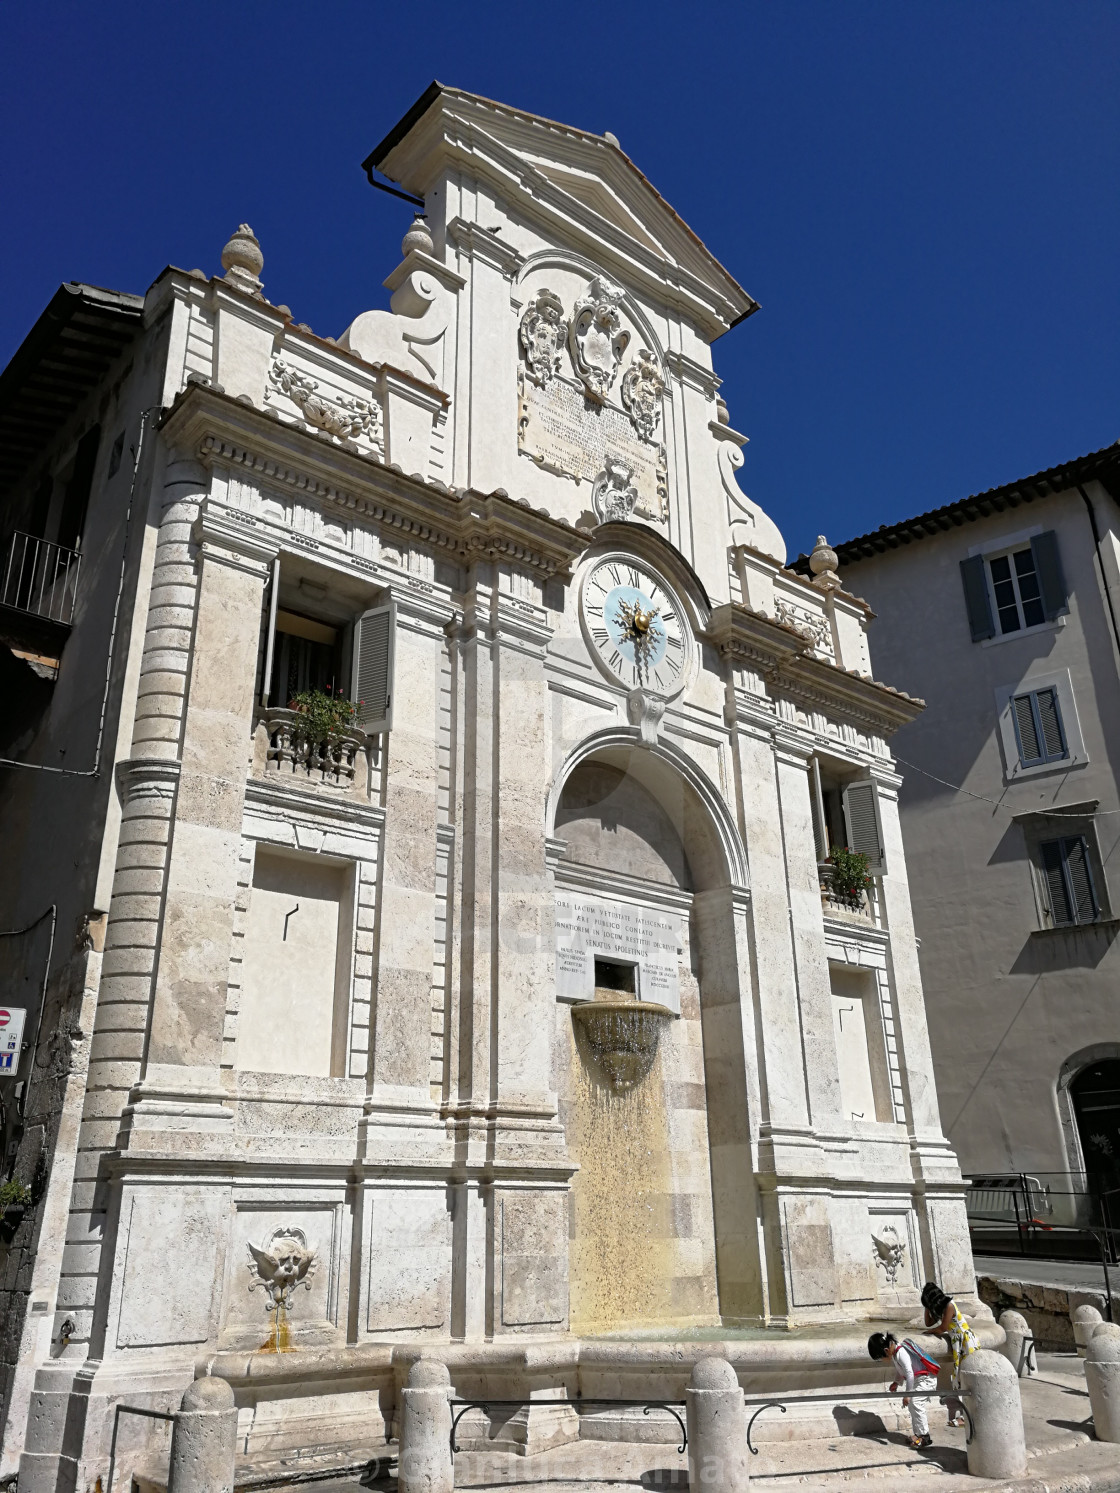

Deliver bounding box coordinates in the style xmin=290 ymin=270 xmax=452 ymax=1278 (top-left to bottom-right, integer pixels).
xmin=0 ymin=1178 xmax=32 ymax=1237
xmin=825 ymin=844 xmax=873 ymax=906
xmin=287 ymin=687 xmax=361 ymax=743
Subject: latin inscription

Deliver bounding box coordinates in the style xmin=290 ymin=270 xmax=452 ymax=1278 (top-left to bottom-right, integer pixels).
xmin=554 ymin=891 xmax=681 ymax=1014
xmin=518 ymin=374 xmax=668 ymax=523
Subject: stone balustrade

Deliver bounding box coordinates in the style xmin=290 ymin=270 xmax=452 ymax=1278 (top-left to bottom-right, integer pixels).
xmin=255 ymin=708 xmax=368 ymax=788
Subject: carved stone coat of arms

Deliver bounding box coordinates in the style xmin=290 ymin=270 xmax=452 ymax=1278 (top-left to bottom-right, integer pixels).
xmin=569 ymin=276 xmax=631 ymax=401
xmin=621 ymin=348 xmax=665 ymax=442
xmin=518 ymin=288 xmax=568 ymax=386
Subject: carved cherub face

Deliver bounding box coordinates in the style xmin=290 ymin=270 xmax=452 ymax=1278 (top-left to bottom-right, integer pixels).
xmin=271 ymin=1239 xmax=304 ymax=1285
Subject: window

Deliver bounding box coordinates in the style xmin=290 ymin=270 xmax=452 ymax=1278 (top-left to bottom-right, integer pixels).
xmin=1012 ymin=687 xmax=1067 ymax=767
xmin=959 ymin=530 xmax=1067 ymax=643
xmin=810 ymin=761 xmax=886 ymax=874
xmin=989 ymin=548 xmax=1045 ymax=634
xmin=1040 ymin=836 xmax=1099 ymax=927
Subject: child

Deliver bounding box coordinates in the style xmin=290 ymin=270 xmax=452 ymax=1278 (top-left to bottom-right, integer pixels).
xmin=867 ymin=1331 xmax=939 ymax=1449
xmin=920 ymin=1281 xmax=978 ymax=1428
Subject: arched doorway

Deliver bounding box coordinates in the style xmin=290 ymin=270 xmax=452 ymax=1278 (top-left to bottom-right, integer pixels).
xmin=1071 ymin=1059 xmax=1120 ymax=1205
xmin=548 ymin=735 xmax=757 ymax=1332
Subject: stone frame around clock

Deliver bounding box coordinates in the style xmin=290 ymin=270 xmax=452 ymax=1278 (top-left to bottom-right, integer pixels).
xmin=577 ymin=549 xmax=694 ymax=699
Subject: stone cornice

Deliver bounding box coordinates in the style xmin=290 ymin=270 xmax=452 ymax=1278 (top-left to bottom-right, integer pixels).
xmin=160 ymin=383 xmax=587 ymax=579
xmin=446 ymin=218 xmax=526 ymax=279
xmin=707 ymin=602 xmax=924 ymax=736
xmin=665 ymin=349 xmax=721 ymax=400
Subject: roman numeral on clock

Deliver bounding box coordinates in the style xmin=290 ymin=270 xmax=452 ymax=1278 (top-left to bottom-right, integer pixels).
xmin=592 ymin=627 xmax=609 ymax=645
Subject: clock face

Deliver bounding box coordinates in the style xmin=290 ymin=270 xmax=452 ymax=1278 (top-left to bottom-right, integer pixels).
xmin=581 ymin=557 xmax=688 ymax=693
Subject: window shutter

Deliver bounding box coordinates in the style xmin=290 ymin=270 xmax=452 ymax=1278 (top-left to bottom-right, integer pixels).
xmin=350 ymin=602 xmax=395 ymax=734
xmin=843 ymin=780 xmax=885 ymax=875
xmin=1030 ymin=531 xmax=1068 ymax=620
xmin=1064 ymin=836 xmax=1098 ymax=924
xmin=1012 ymin=694 xmax=1042 ymax=765
xmin=1041 ymin=838 xmax=1071 ymax=924
xmin=1036 ymin=688 xmax=1066 ymax=761
xmin=959 ymin=555 xmax=995 ymax=641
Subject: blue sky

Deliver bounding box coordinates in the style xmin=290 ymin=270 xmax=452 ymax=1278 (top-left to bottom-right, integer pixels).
xmin=3 ymin=1 xmax=1117 ymax=557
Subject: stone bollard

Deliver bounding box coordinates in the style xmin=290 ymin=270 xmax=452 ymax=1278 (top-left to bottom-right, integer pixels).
xmin=1085 ymin=1322 xmax=1120 ymax=1443
xmin=998 ymin=1309 xmax=1034 ymax=1377
xmin=398 ymin=1359 xmax=453 ymax=1493
xmin=960 ymin=1350 xmax=1027 ymax=1480
xmin=1073 ymin=1303 xmax=1104 ymax=1357
xmin=167 ymin=1378 xmax=237 ymax=1493
xmin=685 ymin=1356 xmax=750 ymax=1492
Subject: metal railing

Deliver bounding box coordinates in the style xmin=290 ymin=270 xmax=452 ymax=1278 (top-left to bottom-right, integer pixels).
xmin=106 ymin=1404 xmax=176 ymax=1493
xmin=1 ymin=531 xmax=81 ymax=625
xmin=448 ymin=1397 xmax=687 ymax=1455
xmin=744 ymin=1388 xmax=974 ymax=1453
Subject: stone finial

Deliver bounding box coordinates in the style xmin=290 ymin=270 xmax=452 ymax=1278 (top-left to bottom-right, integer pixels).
xmin=401 ymin=215 xmax=434 ymax=258
xmin=809 ymin=534 xmax=841 ymax=592
xmin=716 ymin=397 xmax=730 ymax=425
xmin=221 ymin=223 xmax=264 ymax=295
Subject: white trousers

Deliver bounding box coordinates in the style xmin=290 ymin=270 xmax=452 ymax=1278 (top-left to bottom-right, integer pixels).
xmin=906 ymin=1374 xmax=938 ymax=1437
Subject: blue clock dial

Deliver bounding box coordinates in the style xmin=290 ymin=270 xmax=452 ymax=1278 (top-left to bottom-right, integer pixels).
xmin=582 ymin=559 xmax=687 ymax=692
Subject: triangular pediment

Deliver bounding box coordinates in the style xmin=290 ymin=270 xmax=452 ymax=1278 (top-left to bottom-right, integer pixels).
xmin=367 ymin=84 xmax=757 ymax=337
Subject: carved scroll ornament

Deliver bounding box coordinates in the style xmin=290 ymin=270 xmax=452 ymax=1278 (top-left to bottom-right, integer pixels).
xmin=267 ymin=359 xmax=381 ymax=443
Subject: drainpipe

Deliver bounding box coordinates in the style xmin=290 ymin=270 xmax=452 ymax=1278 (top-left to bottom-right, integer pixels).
xmin=1077 ymin=483 xmax=1120 ymax=675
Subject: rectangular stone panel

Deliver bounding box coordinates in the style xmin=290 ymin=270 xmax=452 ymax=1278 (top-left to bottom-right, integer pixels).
xmin=783 ymin=1196 xmax=838 ymax=1308
xmin=500 ymin=1191 xmax=568 ymax=1327
xmin=117 ymin=1187 xmax=226 ymax=1347
xmin=555 ymin=891 xmax=681 ymax=1013
xmin=366 ymin=1187 xmax=451 ymax=1332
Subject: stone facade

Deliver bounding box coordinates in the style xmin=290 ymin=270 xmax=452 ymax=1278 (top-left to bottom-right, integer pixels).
xmin=0 ymin=86 xmax=972 ymax=1489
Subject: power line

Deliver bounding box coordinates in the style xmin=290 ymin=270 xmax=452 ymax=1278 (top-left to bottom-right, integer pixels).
xmin=894 ymin=755 xmax=1120 ymax=817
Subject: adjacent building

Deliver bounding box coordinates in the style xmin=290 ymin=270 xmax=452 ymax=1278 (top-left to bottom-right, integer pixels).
xmin=0 ymin=85 xmax=973 ymax=1490
xmin=819 ymin=443 xmax=1120 ymax=1220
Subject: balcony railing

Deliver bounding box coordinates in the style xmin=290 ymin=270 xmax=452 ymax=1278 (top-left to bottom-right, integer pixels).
xmin=819 ymin=863 xmax=881 ymax=925
xmin=2 ymin=532 xmax=81 ymax=626
xmin=257 ymin=707 xmax=368 ymax=787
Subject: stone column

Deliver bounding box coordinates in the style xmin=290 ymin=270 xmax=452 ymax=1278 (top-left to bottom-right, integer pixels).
xmin=960 ymin=1350 xmax=1027 ymax=1480
xmin=127 ymin=500 xmax=276 ymax=1128
xmin=167 ymin=1378 xmax=237 ymax=1493
xmin=685 ymin=1357 xmax=750 ymax=1492
xmin=1085 ymin=1322 xmax=1120 ymax=1443
xmin=365 ymin=583 xmax=448 ymax=1127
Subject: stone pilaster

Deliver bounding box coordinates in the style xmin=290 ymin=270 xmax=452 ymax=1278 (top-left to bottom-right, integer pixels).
xmin=126 ymin=500 xmax=276 ymax=1131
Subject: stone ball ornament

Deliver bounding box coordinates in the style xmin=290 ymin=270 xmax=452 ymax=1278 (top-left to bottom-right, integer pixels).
xmin=401 ymin=215 xmax=434 ymax=257
xmin=221 ymin=224 xmax=263 ymax=278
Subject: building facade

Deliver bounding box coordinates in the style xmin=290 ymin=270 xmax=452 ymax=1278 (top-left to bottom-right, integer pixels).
xmin=1 ymin=86 xmax=972 ymax=1489
xmin=821 ymin=445 xmax=1120 ymax=1219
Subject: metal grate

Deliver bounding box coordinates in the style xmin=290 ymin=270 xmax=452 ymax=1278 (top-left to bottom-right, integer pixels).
xmin=1 ymin=531 xmax=81 ymax=625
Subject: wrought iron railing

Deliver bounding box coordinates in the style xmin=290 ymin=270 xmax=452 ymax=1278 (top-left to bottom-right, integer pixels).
xmin=1 ymin=531 xmax=81 ymax=625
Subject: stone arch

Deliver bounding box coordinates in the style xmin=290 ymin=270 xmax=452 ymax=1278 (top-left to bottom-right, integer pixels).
xmin=1057 ymin=1044 xmax=1120 ymax=1188
xmin=547 ymin=728 xmax=749 ymax=894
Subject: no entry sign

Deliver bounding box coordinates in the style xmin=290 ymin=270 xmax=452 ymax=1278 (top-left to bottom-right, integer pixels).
xmin=0 ymin=1007 xmax=26 ymax=1074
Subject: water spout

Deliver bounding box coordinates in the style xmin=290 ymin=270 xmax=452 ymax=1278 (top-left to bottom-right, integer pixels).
xmin=571 ymin=999 xmax=672 ymax=1090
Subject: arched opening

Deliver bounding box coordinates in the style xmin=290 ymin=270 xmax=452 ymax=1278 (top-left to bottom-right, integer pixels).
xmin=550 ymin=737 xmax=757 ymax=1332
xmin=1071 ymin=1059 xmax=1120 ymax=1204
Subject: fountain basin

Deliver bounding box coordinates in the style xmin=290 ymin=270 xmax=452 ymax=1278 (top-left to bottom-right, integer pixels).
xmin=571 ymin=1000 xmax=673 ymax=1089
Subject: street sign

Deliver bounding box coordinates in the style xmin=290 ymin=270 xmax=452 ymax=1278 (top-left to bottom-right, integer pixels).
xmin=0 ymin=1007 xmax=26 ymax=1075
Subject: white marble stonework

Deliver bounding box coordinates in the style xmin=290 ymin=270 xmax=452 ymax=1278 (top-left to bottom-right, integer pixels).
xmin=5 ymin=87 xmax=977 ymax=1493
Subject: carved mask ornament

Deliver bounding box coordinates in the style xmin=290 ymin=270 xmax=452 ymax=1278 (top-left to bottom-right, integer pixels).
xmin=592 ymin=458 xmax=639 ymax=523
xmin=247 ymin=1226 xmax=318 ymax=1312
xmin=570 ymin=276 xmax=631 ymax=402
xmin=518 ymin=288 xmax=568 ymax=386
xmin=620 ymin=348 xmax=665 ymax=442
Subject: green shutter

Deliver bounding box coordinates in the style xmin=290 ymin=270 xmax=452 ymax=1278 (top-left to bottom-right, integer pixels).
xmin=351 ymin=602 xmax=395 ymax=734
xmin=960 ymin=555 xmax=995 ymax=641
xmin=1030 ymin=531 xmax=1068 ymax=620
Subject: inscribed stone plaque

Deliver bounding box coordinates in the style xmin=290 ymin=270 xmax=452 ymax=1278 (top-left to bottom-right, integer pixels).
xmin=518 ymin=374 xmax=667 ymax=523
xmin=554 ymin=891 xmax=681 ymax=1013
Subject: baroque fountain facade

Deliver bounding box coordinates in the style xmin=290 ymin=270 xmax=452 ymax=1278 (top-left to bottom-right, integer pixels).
xmin=7 ymin=85 xmax=980 ymax=1488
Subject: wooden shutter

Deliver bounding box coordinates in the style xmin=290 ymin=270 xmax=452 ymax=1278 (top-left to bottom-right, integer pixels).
xmin=1035 ymin=688 xmax=1066 ymax=761
xmin=843 ymin=781 xmax=885 ymax=875
xmin=1030 ymin=531 xmax=1068 ymax=619
xmin=350 ymin=602 xmax=395 ymax=734
xmin=1012 ymin=694 xmax=1042 ymax=765
xmin=959 ymin=555 xmax=995 ymax=641
xmin=1064 ymin=837 xmax=1098 ymax=924
xmin=1041 ymin=839 xmax=1071 ymax=924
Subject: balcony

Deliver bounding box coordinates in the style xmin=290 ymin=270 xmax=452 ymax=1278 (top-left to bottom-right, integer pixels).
xmin=0 ymin=532 xmax=81 ymax=678
xmin=819 ymin=863 xmax=881 ymax=926
xmin=253 ymin=708 xmax=370 ymax=792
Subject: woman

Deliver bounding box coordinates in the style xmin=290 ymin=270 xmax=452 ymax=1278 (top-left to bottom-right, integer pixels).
xmin=920 ymin=1281 xmax=978 ymax=1428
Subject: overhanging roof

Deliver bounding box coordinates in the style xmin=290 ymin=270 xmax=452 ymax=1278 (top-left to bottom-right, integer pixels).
xmin=0 ymin=282 xmax=144 ymax=498
xmin=800 ymin=439 xmax=1120 ymax=570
